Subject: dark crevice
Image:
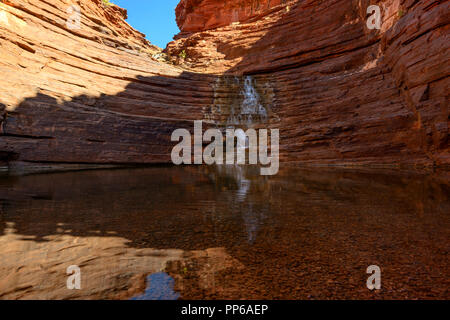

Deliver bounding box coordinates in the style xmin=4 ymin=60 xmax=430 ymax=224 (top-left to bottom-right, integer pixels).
xmin=1 ymin=133 xmax=54 ymax=140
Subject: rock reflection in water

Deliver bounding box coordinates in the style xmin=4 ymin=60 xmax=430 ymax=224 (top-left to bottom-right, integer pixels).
xmin=0 ymin=166 xmax=448 ymax=299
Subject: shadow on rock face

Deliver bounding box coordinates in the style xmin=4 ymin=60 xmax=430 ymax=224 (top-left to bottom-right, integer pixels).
xmin=0 ymin=77 xmax=212 ymax=166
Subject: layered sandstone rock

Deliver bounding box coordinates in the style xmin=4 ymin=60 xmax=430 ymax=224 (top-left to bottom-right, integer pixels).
xmin=0 ymin=0 xmax=215 ymax=166
xmin=176 ymin=0 xmax=287 ymax=32
xmin=167 ymin=0 xmax=449 ymax=167
xmin=0 ymin=0 xmax=448 ymax=169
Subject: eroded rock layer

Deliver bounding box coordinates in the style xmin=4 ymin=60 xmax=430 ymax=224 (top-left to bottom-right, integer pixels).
xmin=0 ymin=0 xmax=217 ymax=166
xmin=168 ymin=0 xmax=450 ymax=167
xmin=176 ymin=0 xmax=287 ymax=32
xmin=0 ymin=0 xmax=449 ymax=168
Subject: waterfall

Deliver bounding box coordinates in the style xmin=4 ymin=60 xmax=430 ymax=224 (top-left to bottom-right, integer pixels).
xmin=241 ymin=76 xmax=259 ymax=115
xmin=241 ymin=76 xmax=267 ymax=123
xmin=209 ymin=75 xmax=272 ymax=127
xmin=227 ymin=76 xmax=268 ymax=126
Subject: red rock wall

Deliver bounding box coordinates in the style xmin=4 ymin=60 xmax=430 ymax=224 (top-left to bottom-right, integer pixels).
xmin=168 ymin=0 xmax=449 ymax=167
xmin=176 ymin=0 xmax=287 ymax=32
xmin=0 ymin=0 xmax=448 ymax=168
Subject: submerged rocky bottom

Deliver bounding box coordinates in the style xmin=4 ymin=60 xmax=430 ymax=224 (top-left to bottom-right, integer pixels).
xmin=0 ymin=165 xmax=448 ymax=299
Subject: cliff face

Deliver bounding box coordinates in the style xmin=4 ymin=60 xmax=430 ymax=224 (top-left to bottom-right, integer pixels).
xmin=0 ymin=0 xmax=214 ymax=165
xmin=0 ymin=0 xmax=449 ymax=169
xmin=176 ymin=0 xmax=286 ymax=32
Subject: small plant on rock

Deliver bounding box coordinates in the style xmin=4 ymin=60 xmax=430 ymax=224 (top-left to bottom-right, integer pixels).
xmin=179 ymin=50 xmax=187 ymax=60
xmin=102 ymin=0 xmax=113 ymax=7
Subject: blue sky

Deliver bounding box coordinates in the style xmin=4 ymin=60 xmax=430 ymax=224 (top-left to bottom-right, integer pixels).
xmin=112 ymin=0 xmax=180 ymax=48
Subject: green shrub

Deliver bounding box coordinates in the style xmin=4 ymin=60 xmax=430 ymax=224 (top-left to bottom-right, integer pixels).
xmin=179 ymin=50 xmax=187 ymax=59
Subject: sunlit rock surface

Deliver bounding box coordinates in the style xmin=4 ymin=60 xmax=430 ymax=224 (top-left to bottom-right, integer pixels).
xmin=175 ymin=0 xmax=286 ymax=32
xmin=0 ymin=0 xmax=214 ymax=166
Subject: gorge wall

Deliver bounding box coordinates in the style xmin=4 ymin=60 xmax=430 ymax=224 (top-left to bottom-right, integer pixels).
xmin=0 ymin=0 xmax=449 ymax=170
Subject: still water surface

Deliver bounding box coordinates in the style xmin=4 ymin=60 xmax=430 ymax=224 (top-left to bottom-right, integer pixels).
xmin=0 ymin=166 xmax=448 ymax=299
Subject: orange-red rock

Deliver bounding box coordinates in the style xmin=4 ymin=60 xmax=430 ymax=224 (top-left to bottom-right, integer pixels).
xmin=0 ymin=0 xmax=449 ymax=169
xmin=169 ymin=0 xmax=450 ymax=167
xmin=176 ymin=0 xmax=285 ymax=32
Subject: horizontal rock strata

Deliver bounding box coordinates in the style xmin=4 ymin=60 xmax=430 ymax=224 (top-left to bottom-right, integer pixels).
xmin=0 ymin=0 xmax=215 ymax=166
xmin=0 ymin=0 xmax=449 ymax=168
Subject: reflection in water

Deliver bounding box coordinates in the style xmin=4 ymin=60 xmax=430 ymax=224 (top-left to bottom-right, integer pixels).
xmin=214 ymin=165 xmax=268 ymax=244
xmin=0 ymin=166 xmax=448 ymax=299
xmin=130 ymin=273 xmax=180 ymax=300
